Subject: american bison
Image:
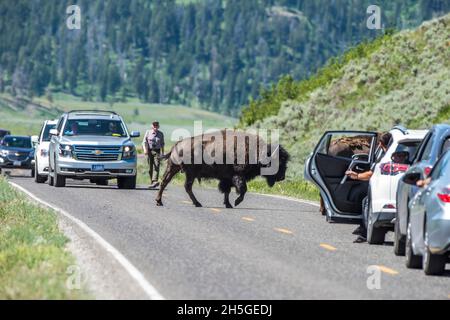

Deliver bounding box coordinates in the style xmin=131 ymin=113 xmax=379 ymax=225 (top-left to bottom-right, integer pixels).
xmin=155 ymin=130 xmax=290 ymax=208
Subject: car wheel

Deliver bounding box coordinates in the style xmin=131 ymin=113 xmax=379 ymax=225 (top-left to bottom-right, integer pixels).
xmin=48 ymin=162 xmax=54 ymax=186
xmin=423 ymin=231 xmax=446 ymax=276
xmin=367 ymin=198 xmax=386 ymax=245
xmin=34 ymin=162 xmax=47 ymax=184
xmin=117 ymin=176 xmax=136 ymax=189
xmin=394 ymin=215 xmax=406 ymax=256
xmin=405 ymin=221 xmax=422 ymax=269
xmin=31 ymin=167 xmax=35 ymax=178
xmin=54 ymin=171 xmax=66 ymax=187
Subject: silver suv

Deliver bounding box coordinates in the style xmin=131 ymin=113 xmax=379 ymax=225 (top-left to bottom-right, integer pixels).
xmin=48 ymin=110 xmax=140 ymax=189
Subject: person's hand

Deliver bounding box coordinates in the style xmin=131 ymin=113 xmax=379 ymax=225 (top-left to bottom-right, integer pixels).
xmin=345 ymin=170 xmax=359 ymax=180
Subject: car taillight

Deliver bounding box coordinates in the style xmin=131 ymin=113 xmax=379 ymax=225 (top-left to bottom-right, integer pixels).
xmin=380 ymin=163 xmax=410 ymax=176
xmin=424 ymin=166 xmax=432 ymax=177
xmin=437 ymin=187 xmax=450 ymax=203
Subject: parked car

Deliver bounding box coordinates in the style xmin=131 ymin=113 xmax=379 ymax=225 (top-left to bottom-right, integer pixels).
xmin=34 ymin=120 xmax=58 ymax=183
xmin=394 ymin=124 xmax=450 ymax=256
xmin=48 ymin=110 xmax=140 ymax=188
xmin=364 ymin=127 xmax=427 ymax=244
xmin=0 ymin=129 xmax=11 ymax=139
xmin=305 ymin=130 xmax=379 ymax=222
xmin=0 ymin=135 xmax=36 ymax=176
xmin=402 ymin=150 xmax=450 ymax=275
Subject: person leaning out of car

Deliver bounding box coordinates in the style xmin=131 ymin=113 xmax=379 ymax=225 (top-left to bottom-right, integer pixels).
xmin=345 ymin=132 xmax=393 ymax=242
xmin=143 ymin=121 xmax=165 ymax=189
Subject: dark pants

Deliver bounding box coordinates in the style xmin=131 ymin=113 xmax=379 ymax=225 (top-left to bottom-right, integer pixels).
xmin=147 ymin=149 xmax=161 ymax=183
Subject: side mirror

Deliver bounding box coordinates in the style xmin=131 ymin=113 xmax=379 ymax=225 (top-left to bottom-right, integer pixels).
xmin=49 ymin=129 xmax=59 ymax=136
xmin=130 ymin=131 xmax=140 ymax=138
xmin=391 ymin=151 xmax=410 ymax=164
xmin=31 ymin=135 xmax=39 ymax=144
xmin=402 ymin=172 xmax=421 ymax=185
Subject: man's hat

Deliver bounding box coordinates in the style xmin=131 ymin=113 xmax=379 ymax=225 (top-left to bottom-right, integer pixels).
xmin=152 ymin=121 xmax=160 ymax=126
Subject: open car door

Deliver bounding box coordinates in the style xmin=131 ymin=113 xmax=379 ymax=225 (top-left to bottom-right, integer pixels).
xmin=306 ymin=131 xmax=378 ymax=219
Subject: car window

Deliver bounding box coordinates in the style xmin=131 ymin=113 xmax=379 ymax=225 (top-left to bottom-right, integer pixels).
xmin=394 ymin=141 xmax=421 ymax=163
xmin=1 ymin=136 xmax=32 ymax=148
xmin=56 ymin=116 xmax=65 ymax=134
xmin=418 ymin=134 xmax=434 ymax=161
xmin=430 ymin=152 xmax=450 ymax=180
xmin=63 ymin=119 xmax=126 ymax=137
xmin=440 ymin=137 xmax=450 ymax=155
xmin=42 ymin=124 xmax=56 ymax=142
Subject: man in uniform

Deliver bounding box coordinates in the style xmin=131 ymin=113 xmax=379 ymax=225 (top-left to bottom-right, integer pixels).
xmin=143 ymin=121 xmax=165 ymax=189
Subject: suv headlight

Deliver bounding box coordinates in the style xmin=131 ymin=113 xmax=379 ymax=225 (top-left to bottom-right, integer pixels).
xmin=59 ymin=144 xmax=74 ymax=158
xmin=0 ymin=150 xmax=8 ymax=157
xmin=122 ymin=145 xmax=136 ymax=159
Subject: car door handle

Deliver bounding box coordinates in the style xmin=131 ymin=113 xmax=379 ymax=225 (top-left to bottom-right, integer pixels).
xmin=311 ymin=168 xmax=317 ymax=175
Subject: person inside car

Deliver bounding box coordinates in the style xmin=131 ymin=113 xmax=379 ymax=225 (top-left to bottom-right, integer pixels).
xmin=345 ymin=132 xmax=393 ymax=243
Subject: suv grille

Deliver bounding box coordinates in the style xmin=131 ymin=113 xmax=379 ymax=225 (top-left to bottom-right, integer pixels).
xmin=7 ymin=152 xmax=29 ymax=161
xmin=73 ymin=145 xmax=121 ymax=162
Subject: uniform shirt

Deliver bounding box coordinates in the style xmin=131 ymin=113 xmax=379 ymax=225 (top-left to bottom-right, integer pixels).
xmin=143 ymin=129 xmax=165 ymax=151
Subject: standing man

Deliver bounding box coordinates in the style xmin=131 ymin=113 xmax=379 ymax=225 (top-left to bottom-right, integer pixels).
xmin=143 ymin=121 xmax=165 ymax=189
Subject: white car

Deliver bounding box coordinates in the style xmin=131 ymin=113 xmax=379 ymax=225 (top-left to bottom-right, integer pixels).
xmin=34 ymin=120 xmax=58 ymax=183
xmin=365 ymin=127 xmax=428 ymax=244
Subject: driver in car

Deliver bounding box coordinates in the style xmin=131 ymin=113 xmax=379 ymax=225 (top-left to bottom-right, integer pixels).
xmin=345 ymin=132 xmax=392 ymax=243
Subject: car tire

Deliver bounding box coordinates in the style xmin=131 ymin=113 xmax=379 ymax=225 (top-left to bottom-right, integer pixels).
xmin=54 ymin=171 xmax=66 ymax=187
xmin=34 ymin=162 xmax=47 ymax=184
xmin=31 ymin=167 xmax=35 ymax=178
xmin=423 ymin=231 xmax=446 ymax=276
xmin=117 ymin=176 xmax=136 ymax=189
xmin=394 ymin=215 xmax=406 ymax=256
xmin=48 ymin=162 xmax=54 ymax=186
xmin=367 ymin=198 xmax=386 ymax=245
xmin=405 ymin=221 xmax=422 ymax=269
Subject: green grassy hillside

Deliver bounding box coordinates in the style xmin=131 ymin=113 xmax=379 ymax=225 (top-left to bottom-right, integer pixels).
xmin=0 ymin=93 xmax=237 ymax=142
xmin=244 ymin=13 xmax=450 ymax=178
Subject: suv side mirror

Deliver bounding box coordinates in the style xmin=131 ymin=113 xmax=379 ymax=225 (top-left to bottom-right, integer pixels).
xmin=391 ymin=151 xmax=410 ymax=164
xmin=403 ymin=172 xmax=421 ymax=185
xmin=130 ymin=131 xmax=140 ymax=138
xmin=49 ymin=129 xmax=59 ymax=136
xmin=31 ymin=135 xmax=39 ymax=146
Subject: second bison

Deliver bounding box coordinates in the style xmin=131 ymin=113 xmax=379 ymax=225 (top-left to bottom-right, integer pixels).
xmin=156 ymin=129 xmax=290 ymax=208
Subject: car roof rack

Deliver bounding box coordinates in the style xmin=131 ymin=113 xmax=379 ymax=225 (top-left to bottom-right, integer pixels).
xmin=67 ymin=110 xmax=118 ymax=115
xmin=392 ymin=125 xmax=408 ymax=135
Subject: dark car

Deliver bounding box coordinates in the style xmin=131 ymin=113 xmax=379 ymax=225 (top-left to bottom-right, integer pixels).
xmin=0 ymin=135 xmax=35 ymax=176
xmin=394 ymin=124 xmax=450 ymax=256
xmin=0 ymin=129 xmax=11 ymax=139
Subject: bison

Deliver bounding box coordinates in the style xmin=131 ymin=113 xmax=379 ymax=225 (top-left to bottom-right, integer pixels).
xmin=155 ymin=130 xmax=290 ymax=208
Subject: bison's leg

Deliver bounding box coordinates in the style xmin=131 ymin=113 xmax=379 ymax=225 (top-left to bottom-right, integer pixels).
xmin=156 ymin=162 xmax=180 ymax=206
xmin=219 ymin=179 xmax=233 ymax=209
xmin=185 ymin=173 xmax=202 ymax=207
xmin=232 ymin=176 xmax=247 ymax=207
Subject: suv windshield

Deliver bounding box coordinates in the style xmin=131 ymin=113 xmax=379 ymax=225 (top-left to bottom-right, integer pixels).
xmin=42 ymin=124 xmax=56 ymax=142
xmin=1 ymin=136 xmax=32 ymax=148
xmin=63 ymin=119 xmax=127 ymax=137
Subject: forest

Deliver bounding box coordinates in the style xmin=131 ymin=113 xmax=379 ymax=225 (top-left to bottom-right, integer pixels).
xmin=0 ymin=0 xmax=449 ymax=116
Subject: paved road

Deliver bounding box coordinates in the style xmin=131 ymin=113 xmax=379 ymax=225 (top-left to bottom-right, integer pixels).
xmin=8 ymin=173 xmax=450 ymax=300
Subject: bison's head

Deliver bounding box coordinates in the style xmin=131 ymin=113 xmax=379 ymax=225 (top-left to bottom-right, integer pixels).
xmin=264 ymin=145 xmax=290 ymax=187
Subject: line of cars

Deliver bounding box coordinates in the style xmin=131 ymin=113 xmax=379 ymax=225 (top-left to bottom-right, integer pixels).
xmin=305 ymin=125 xmax=450 ymax=276
xmin=1 ymin=110 xmax=140 ymax=189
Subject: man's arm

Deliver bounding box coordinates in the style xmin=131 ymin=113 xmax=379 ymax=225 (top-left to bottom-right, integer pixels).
xmin=346 ymin=170 xmax=373 ymax=181
xmin=142 ymin=130 xmax=149 ymax=154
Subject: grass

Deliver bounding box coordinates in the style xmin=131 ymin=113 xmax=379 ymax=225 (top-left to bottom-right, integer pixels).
xmin=0 ymin=176 xmax=88 ymax=299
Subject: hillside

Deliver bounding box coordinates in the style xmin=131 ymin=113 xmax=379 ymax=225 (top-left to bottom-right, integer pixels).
xmin=0 ymin=93 xmax=236 ymax=138
xmin=244 ymin=13 xmax=450 ymax=178
xmin=1 ymin=0 xmax=449 ymax=116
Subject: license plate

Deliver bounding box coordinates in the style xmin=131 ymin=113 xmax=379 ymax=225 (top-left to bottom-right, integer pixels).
xmin=13 ymin=161 xmax=21 ymax=166
xmin=91 ymin=165 xmax=104 ymax=172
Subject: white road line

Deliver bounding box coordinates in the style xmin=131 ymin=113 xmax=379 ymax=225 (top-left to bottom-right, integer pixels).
xmin=9 ymin=181 xmax=165 ymax=300
xmin=253 ymin=192 xmax=320 ymax=208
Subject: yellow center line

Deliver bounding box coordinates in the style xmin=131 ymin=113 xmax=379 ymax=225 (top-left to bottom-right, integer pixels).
xmin=320 ymin=243 xmax=337 ymax=251
xmin=242 ymin=217 xmax=255 ymax=222
xmin=447 ymin=294 xmax=450 ymax=299
xmin=376 ymin=265 xmax=399 ymax=275
xmin=274 ymin=228 xmax=294 ymax=235
xmin=210 ymin=208 xmax=221 ymax=213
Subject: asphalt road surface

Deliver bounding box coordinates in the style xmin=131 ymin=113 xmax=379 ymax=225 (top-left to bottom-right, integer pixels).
xmin=7 ymin=173 xmax=450 ymax=300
